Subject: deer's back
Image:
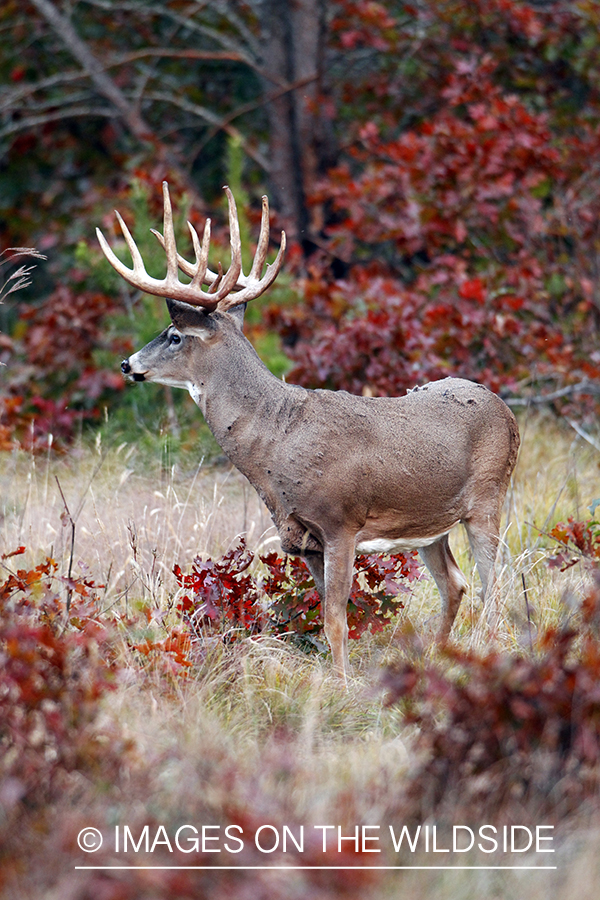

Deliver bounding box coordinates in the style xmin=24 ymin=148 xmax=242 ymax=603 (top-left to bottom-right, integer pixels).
xmin=300 ymin=377 xmax=517 ymax=466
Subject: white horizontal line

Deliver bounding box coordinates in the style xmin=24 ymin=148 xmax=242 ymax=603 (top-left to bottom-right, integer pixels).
xmin=75 ymin=865 xmax=558 ymax=871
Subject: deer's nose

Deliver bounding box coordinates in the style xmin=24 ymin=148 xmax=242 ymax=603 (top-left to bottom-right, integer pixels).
xmin=121 ymin=359 xmax=132 ymax=375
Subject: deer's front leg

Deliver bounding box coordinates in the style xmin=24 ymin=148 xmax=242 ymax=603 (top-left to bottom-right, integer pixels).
xmin=323 ymin=539 xmax=355 ymax=682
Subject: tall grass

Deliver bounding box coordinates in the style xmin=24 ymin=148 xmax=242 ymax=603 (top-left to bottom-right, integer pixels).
xmin=1 ymin=409 xmax=599 ymax=899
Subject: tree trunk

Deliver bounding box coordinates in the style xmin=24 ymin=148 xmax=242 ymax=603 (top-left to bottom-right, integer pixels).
xmin=256 ymin=0 xmax=331 ymax=249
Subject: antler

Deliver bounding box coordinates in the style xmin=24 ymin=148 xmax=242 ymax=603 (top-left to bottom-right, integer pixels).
xmin=96 ymin=181 xmax=286 ymax=312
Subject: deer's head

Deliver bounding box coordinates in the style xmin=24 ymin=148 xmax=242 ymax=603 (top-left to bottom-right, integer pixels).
xmin=96 ymin=182 xmax=286 ymax=389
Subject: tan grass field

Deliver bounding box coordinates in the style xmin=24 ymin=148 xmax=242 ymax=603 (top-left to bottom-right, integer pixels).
xmin=1 ymin=409 xmax=599 ymax=899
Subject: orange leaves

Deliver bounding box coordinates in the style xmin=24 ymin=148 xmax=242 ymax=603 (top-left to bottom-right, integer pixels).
xmin=133 ymin=631 xmax=193 ymax=674
xmin=0 ymin=555 xmax=57 ymax=601
xmin=0 ymin=548 xmax=121 ymax=812
xmin=548 ymin=512 xmax=600 ymax=572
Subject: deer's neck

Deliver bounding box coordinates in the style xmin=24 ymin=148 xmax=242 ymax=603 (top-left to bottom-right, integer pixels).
xmin=190 ymin=330 xmax=303 ymax=475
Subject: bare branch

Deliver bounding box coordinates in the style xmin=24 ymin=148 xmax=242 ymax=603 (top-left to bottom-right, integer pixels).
xmin=0 ymin=49 xmax=259 ymax=114
xmin=0 ymin=105 xmax=116 ymax=142
xmin=504 ymin=379 xmax=600 ymax=407
xmin=209 ymin=0 xmax=262 ymax=58
xmin=0 ymin=69 xmax=94 ymax=111
xmin=80 ymin=0 xmax=269 ymax=78
xmin=27 ymin=0 xmax=206 ymax=201
xmin=30 ymin=0 xmax=153 ymax=142
xmin=145 ymin=91 xmax=270 ymax=171
xmin=565 ymin=419 xmax=600 ymax=454
xmin=190 ymin=72 xmax=318 ymax=162
xmin=105 ymin=47 xmax=281 ymax=85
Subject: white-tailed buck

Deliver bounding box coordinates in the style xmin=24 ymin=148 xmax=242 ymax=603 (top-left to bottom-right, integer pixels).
xmin=97 ymin=182 xmax=520 ymax=680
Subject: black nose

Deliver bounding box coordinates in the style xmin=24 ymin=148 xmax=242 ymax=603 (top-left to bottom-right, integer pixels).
xmin=121 ymin=359 xmax=132 ymax=375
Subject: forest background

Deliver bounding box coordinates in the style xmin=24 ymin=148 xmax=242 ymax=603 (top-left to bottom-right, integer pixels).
xmin=2 ymin=0 xmax=600 ymax=450
xmin=2 ymin=2 xmax=600 ymax=899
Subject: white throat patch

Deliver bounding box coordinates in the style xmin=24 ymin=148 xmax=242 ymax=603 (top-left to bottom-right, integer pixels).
xmin=188 ymin=383 xmax=203 ymax=407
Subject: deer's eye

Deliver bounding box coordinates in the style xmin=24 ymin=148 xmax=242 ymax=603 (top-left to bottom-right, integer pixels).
xmin=169 ymin=332 xmax=182 ymax=345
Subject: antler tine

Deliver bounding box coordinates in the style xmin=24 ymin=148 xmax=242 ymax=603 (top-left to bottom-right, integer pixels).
xmin=95 ymin=211 xmax=147 ymax=287
xmin=187 ymin=218 xmax=211 ymax=289
xmin=210 ymin=186 xmax=242 ymax=301
xmin=150 ymin=189 xmax=284 ymax=299
xmin=151 ymin=220 xmax=220 ymax=285
xmin=248 ymin=195 xmax=271 ymax=281
xmin=216 ymin=190 xmax=286 ymax=311
xmin=152 ymin=200 xmax=245 ymax=293
xmin=161 ymin=180 xmax=179 ymax=280
xmin=218 ymin=227 xmax=286 ymax=312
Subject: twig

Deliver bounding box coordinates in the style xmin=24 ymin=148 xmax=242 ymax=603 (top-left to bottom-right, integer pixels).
xmin=565 ymin=418 xmax=600 ymax=454
xmin=505 ymin=379 xmax=600 ymax=407
xmin=100 ymin=575 xmax=140 ymax=615
xmin=145 ymin=90 xmax=270 ymax=171
xmin=191 ymin=72 xmax=318 ymax=162
xmin=522 ymin=572 xmax=533 ymax=652
xmin=81 ymin=0 xmax=263 ymax=70
xmin=28 ymin=0 xmax=204 ymax=201
xmin=0 ymin=105 xmax=115 ymax=141
xmin=55 ymin=476 xmax=75 ymax=613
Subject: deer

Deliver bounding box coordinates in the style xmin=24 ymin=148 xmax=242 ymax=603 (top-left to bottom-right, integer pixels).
xmin=97 ymin=181 xmax=520 ymax=681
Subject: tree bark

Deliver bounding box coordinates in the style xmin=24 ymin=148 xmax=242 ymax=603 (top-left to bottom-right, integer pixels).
xmin=256 ymin=0 xmax=331 ymax=248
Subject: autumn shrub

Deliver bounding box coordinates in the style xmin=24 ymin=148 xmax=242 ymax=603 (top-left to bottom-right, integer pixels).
xmin=275 ymin=48 xmax=600 ymax=407
xmin=1 ymin=546 xmax=379 ymax=900
xmin=383 ymin=574 xmax=600 ymax=822
xmin=0 ymin=282 xmax=128 ymax=449
xmin=173 ymin=537 xmax=421 ymax=650
xmin=0 ymin=547 xmax=126 ymax=842
xmin=3 ymin=0 xmax=600 ymax=455
xmin=548 ymin=505 xmax=600 ymax=573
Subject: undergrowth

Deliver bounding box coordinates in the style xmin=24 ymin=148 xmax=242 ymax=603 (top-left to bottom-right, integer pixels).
xmin=1 ymin=413 xmax=600 ymax=899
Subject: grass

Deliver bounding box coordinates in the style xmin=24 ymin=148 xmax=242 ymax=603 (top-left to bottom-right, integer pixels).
xmin=1 ymin=409 xmax=599 ymax=899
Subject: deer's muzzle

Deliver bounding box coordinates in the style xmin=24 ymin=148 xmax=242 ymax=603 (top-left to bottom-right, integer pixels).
xmin=121 ymin=359 xmax=146 ymax=382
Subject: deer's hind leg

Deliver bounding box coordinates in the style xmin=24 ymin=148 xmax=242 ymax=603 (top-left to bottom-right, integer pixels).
xmin=419 ymin=535 xmax=468 ymax=642
xmin=463 ymin=509 xmax=501 ymax=603
xmin=463 ymin=505 xmax=503 ymax=631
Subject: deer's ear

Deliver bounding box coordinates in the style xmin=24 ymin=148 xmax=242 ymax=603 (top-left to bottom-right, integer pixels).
xmin=227 ymin=302 xmax=247 ymax=329
xmin=166 ymin=298 xmax=213 ymax=335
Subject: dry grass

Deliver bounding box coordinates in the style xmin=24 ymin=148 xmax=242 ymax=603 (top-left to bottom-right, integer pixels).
xmin=1 ymin=409 xmax=600 ymax=899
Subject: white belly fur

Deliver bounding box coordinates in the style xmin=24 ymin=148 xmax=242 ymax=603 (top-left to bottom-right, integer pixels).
xmin=355 ymin=528 xmax=454 ymax=555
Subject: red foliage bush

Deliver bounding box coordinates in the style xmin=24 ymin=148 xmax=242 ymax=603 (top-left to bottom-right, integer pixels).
xmin=173 ymin=537 xmax=421 ymax=647
xmin=548 ymin=509 xmax=600 ymax=572
xmin=0 ymin=548 xmax=123 ymax=818
xmin=272 ymin=6 xmax=600 ymax=411
xmin=174 ymin=541 xmax=263 ymax=636
xmin=1 ymin=284 xmax=126 ymax=449
xmin=382 ymin=575 xmax=600 ymax=820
